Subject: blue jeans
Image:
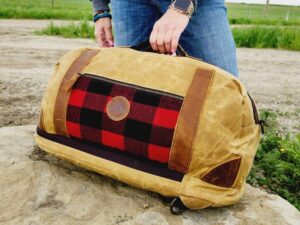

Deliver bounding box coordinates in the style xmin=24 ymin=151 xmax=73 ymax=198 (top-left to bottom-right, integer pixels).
xmin=111 ymin=0 xmax=239 ymax=77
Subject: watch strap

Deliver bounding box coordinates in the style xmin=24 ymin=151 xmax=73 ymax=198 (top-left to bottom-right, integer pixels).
xmin=170 ymin=0 xmax=195 ymax=18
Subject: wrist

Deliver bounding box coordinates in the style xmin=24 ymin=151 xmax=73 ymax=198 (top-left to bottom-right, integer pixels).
xmin=93 ymin=10 xmax=112 ymax=23
xmin=167 ymin=8 xmax=190 ymax=19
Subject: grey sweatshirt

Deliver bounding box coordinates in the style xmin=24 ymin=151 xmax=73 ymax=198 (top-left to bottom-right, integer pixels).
xmin=91 ymin=0 xmax=110 ymax=12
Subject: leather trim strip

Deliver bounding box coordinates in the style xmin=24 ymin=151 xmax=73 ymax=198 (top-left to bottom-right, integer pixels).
xmin=36 ymin=127 xmax=184 ymax=182
xmin=201 ymin=158 xmax=242 ymax=187
xmin=169 ymin=68 xmax=215 ymax=173
xmin=54 ymin=49 xmax=100 ymax=136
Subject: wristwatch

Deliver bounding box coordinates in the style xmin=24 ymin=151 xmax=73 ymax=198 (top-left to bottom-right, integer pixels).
xmin=169 ymin=0 xmax=195 ymax=18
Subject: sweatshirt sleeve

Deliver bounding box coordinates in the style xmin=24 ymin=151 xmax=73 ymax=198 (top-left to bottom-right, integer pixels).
xmin=91 ymin=0 xmax=110 ymax=13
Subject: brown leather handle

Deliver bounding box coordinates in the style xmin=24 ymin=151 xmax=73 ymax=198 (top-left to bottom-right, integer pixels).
xmin=130 ymin=41 xmax=188 ymax=57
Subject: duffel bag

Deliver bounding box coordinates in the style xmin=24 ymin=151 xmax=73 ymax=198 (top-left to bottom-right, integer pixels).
xmin=35 ymin=43 xmax=262 ymax=214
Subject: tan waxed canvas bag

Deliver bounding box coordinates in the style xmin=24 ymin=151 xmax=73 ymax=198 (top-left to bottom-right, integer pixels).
xmin=35 ymin=43 xmax=263 ymax=214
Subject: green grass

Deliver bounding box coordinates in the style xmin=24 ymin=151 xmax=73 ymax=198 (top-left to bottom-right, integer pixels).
xmin=227 ymin=3 xmax=300 ymax=21
xmin=1 ymin=0 xmax=300 ymax=26
xmin=36 ymin=21 xmax=300 ymax=51
xmin=227 ymin=3 xmax=300 ymax=26
xmin=247 ymin=110 xmax=300 ymax=210
xmin=232 ymin=26 xmax=300 ymax=50
xmin=0 ymin=0 xmax=92 ymax=20
xmin=35 ymin=21 xmax=94 ymax=39
xmin=229 ymin=18 xmax=300 ymax=26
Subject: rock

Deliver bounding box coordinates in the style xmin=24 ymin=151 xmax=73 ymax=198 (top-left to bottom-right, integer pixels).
xmin=143 ymin=204 xmax=150 ymax=209
xmin=0 ymin=125 xmax=299 ymax=225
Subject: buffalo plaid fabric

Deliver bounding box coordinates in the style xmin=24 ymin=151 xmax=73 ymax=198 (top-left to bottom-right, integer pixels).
xmin=66 ymin=75 xmax=183 ymax=164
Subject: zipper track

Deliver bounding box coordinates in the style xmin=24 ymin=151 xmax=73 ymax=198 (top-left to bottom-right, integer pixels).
xmin=247 ymin=93 xmax=259 ymax=124
xmin=79 ymin=73 xmax=184 ymax=100
xmin=247 ymin=92 xmax=265 ymax=133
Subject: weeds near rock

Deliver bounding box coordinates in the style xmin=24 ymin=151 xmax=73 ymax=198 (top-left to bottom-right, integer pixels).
xmin=247 ymin=110 xmax=300 ymax=210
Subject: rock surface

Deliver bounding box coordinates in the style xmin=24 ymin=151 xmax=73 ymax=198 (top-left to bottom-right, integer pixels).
xmin=0 ymin=125 xmax=299 ymax=225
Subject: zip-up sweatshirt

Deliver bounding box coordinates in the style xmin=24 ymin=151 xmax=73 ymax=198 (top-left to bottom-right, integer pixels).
xmin=91 ymin=0 xmax=110 ymax=12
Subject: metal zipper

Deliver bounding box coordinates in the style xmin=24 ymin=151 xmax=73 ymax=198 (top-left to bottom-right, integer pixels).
xmin=247 ymin=92 xmax=265 ymax=134
xmin=78 ymin=73 xmax=184 ymax=100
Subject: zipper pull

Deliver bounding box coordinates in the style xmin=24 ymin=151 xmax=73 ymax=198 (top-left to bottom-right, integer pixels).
xmin=62 ymin=73 xmax=80 ymax=92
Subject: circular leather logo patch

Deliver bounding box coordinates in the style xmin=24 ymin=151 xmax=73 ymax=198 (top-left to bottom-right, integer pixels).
xmin=106 ymin=96 xmax=130 ymax=121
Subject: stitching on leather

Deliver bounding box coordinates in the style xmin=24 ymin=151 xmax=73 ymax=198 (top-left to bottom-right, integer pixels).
xmin=168 ymin=68 xmax=198 ymax=170
xmin=169 ymin=68 xmax=215 ymax=173
xmin=200 ymin=157 xmax=242 ymax=188
xmin=187 ymin=69 xmax=215 ymax=174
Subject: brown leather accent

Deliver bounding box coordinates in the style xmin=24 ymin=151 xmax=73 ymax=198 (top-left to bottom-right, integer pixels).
xmin=201 ymin=158 xmax=242 ymax=188
xmin=62 ymin=73 xmax=81 ymax=92
xmin=106 ymin=96 xmax=130 ymax=121
xmin=169 ymin=68 xmax=214 ymax=173
xmin=54 ymin=49 xmax=100 ymax=136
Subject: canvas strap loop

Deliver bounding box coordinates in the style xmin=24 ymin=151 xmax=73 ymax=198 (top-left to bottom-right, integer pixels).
xmin=169 ymin=68 xmax=215 ymax=173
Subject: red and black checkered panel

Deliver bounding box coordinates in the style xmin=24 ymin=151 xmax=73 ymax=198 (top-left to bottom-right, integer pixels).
xmin=66 ymin=75 xmax=183 ymax=164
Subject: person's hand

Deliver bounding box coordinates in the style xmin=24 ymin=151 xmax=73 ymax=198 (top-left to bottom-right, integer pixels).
xmin=150 ymin=8 xmax=189 ymax=54
xmin=94 ymin=17 xmax=114 ymax=47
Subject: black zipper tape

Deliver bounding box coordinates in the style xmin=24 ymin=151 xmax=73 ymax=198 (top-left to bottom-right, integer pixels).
xmin=247 ymin=93 xmax=265 ymax=134
xmin=79 ymin=73 xmax=184 ymax=100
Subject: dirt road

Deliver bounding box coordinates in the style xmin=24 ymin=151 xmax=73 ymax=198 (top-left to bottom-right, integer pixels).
xmin=0 ymin=19 xmax=299 ymax=133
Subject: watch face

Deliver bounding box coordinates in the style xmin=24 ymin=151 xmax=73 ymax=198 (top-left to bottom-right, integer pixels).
xmin=174 ymin=0 xmax=190 ymax=11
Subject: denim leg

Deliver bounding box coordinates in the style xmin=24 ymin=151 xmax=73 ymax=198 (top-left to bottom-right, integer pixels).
xmin=111 ymin=0 xmax=238 ymax=77
xmin=156 ymin=0 xmax=239 ymax=77
xmin=110 ymin=0 xmax=160 ymax=46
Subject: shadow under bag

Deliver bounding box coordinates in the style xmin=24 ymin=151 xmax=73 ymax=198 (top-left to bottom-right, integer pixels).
xmin=36 ymin=45 xmax=262 ymax=214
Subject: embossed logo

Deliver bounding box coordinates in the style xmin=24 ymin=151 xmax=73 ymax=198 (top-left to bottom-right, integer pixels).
xmin=106 ymin=96 xmax=130 ymax=121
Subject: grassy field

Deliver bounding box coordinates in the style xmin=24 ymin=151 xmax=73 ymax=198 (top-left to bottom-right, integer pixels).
xmin=0 ymin=0 xmax=92 ymax=20
xmin=232 ymin=26 xmax=300 ymax=51
xmin=37 ymin=21 xmax=300 ymax=51
xmin=227 ymin=3 xmax=300 ymax=20
xmin=36 ymin=21 xmax=95 ymax=39
xmin=1 ymin=0 xmax=300 ymax=25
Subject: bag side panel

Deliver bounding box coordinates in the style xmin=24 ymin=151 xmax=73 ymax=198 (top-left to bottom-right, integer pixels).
xmin=179 ymin=71 xmax=248 ymax=208
xmin=180 ymin=72 xmax=260 ymax=208
xmin=188 ymin=72 xmax=246 ymax=177
xmin=233 ymin=96 xmax=261 ymax=189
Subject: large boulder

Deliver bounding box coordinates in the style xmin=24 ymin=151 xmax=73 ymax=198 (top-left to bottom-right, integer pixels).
xmin=0 ymin=125 xmax=299 ymax=225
